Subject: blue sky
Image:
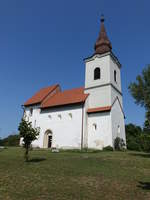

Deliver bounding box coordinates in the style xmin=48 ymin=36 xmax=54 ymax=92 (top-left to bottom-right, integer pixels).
xmin=0 ymin=0 xmax=149 ymax=138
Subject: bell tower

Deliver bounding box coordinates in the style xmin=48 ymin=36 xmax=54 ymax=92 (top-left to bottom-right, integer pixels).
xmin=83 ymin=16 xmax=126 ymax=149
xmin=84 ymin=15 xmax=122 ymax=108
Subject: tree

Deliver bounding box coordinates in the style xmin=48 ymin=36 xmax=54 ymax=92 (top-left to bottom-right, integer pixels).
xmin=0 ymin=134 xmax=20 ymax=146
xmin=0 ymin=137 xmax=2 ymax=146
xmin=128 ymin=65 xmax=150 ymax=126
xmin=18 ymin=118 xmax=40 ymax=162
xmin=125 ymin=124 xmax=142 ymax=151
xmin=125 ymin=123 xmax=150 ymax=152
xmin=143 ymin=119 xmax=150 ymax=135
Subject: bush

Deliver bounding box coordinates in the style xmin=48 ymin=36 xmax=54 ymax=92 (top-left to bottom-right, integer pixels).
xmin=103 ymin=146 xmax=114 ymax=151
xmin=126 ymin=124 xmax=142 ymax=151
xmin=114 ymin=137 xmax=126 ymax=151
xmin=127 ymin=138 xmax=142 ymax=151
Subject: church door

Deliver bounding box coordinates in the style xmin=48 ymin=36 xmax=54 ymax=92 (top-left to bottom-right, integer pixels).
xmin=43 ymin=130 xmax=53 ymax=148
xmin=48 ymin=135 xmax=52 ymax=148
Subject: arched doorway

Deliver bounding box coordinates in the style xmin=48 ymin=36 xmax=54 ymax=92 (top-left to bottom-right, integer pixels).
xmin=43 ymin=130 xmax=53 ymax=148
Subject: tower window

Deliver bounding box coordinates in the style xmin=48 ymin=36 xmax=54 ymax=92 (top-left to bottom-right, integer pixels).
xmin=114 ymin=70 xmax=117 ymax=82
xmin=94 ymin=68 xmax=100 ymax=80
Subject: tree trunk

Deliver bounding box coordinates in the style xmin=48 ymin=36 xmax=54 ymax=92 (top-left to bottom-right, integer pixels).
xmin=25 ymin=145 xmax=29 ymax=162
xmin=145 ymin=110 xmax=150 ymax=128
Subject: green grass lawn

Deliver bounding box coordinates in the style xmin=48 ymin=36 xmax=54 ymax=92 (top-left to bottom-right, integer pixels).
xmin=0 ymin=148 xmax=150 ymax=200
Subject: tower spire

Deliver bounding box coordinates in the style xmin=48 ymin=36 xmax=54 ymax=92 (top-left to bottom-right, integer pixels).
xmin=94 ymin=15 xmax=112 ymax=54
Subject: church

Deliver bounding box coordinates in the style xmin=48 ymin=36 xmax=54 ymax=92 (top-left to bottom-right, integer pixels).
xmin=22 ymin=16 xmax=126 ymax=149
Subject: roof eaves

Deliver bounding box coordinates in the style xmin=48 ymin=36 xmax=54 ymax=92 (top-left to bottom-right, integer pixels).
xmin=87 ymin=106 xmax=111 ymax=114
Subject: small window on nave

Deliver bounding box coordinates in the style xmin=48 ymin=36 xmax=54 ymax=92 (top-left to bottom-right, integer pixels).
xmin=94 ymin=67 xmax=101 ymax=80
xmin=58 ymin=114 xmax=62 ymax=120
xmin=93 ymin=123 xmax=97 ymax=131
xmin=68 ymin=113 xmax=72 ymax=119
xmin=48 ymin=115 xmax=52 ymax=119
xmin=118 ymin=125 xmax=120 ymax=134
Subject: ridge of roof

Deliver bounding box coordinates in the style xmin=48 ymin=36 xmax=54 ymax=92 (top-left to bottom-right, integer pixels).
xmin=41 ymin=87 xmax=88 ymax=109
xmin=24 ymin=84 xmax=60 ymax=107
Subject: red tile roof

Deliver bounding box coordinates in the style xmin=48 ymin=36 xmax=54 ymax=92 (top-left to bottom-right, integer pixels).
xmin=41 ymin=87 xmax=88 ymax=109
xmin=24 ymin=84 xmax=59 ymax=106
xmin=87 ymin=106 xmax=111 ymax=113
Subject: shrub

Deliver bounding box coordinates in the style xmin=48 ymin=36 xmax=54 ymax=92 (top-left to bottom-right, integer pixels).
xmin=103 ymin=146 xmax=113 ymax=151
xmin=127 ymin=138 xmax=142 ymax=151
xmin=114 ymin=137 xmax=126 ymax=151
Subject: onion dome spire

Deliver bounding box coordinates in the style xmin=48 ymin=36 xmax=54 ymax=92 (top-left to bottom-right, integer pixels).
xmin=94 ymin=15 xmax=112 ymax=54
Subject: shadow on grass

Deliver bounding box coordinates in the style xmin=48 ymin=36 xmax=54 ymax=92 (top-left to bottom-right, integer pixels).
xmin=28 ymin=158 xmax=46 ymax=163
xmin=137 ymin=181 xmax=150 ymax=190
xmin=129 ymin=152 xmax=150 ymax=158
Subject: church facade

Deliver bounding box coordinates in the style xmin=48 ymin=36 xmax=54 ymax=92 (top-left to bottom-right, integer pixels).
xmin=22 ymin=17 xmax=126 ymax=149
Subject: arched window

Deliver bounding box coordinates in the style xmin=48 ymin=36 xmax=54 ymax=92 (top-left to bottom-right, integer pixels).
xmin=114 ymin=70 xmax=117 ymax=82
xmin=118 ymin=125 xmax=120 ymax=134
xmin=94 ymin=68 xmax=100 ymax=80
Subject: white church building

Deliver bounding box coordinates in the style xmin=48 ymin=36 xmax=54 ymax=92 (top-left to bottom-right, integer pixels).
xmin=22 ymin=16 xmax=126 ymax=149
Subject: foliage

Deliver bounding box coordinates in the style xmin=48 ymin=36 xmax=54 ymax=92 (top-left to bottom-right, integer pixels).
xmin=143 ymin=120 xmax=150 ymax=135
xmin=18 ymin=118 xmax=40 ymax=161
xmin=126 ymin=124 xmax=142 ymax=151
xmin=126 ymin=123 xmax=150 ymax=152
xmin=0 ymin=134 xmax=20 ymax=146
xmin=0 ymin=138 xmax=2 ymax=146
xmin=103 ymin=146 xmax=114 ymax=151
xmin=140 ymin=134 xmax=150 ymax=152
xmin=128 ymin=65 xmax=150 ymax=127
xmin=114 ymin=137 xmax=125 ymax=151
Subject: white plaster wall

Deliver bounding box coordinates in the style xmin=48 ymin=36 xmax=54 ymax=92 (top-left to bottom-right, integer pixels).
xmin=20 ymin=105 xmax=41 ymax=146
xmin=84 ymin=54 xmax=122 ymax=108
xmin=111 ymin=87 xmax=123 ymax=106
xmin=85 ymin=85 xmax=111 ymax=108
xmin=82 ymin=100 xmax=89 ymax=148
xmin=111 ymin=99 xmax=126 ymax=145
xmin=30 ymin=105 xmax=83 ymax=149
xmin=24 ymin=105 xmax=40 ymax=125
xmin=109 ymin=57 xmax=121 ymax=92
xmin=87 ymin=112 xmax=112 ymax=149
xmin=85 ymin=55 xmax=110 ymax=89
